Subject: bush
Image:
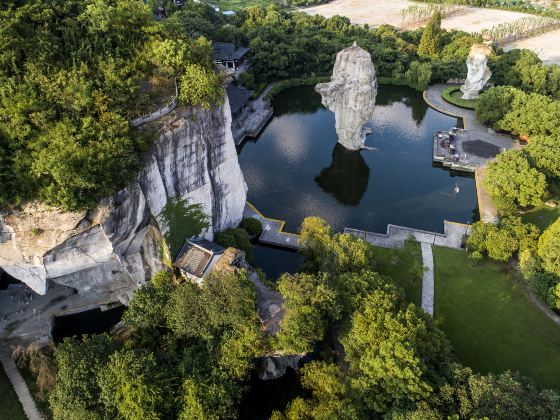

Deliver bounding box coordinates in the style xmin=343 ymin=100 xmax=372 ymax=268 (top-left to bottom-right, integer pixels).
xmin=214 ymin=228 xmax=252 ymax=260
xmin=239 ymin=217 xmax=263 ymax=237
xmin=476 ymin=86 xmax=520 ymax=128
xmin=469 ymin=250 xmax=484 ymax=265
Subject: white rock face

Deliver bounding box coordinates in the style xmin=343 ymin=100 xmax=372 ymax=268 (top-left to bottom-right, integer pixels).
xmin=316 ymin=43 xmax=377 ymax=150
xmin=461 ymin=44 xmax=492 ymax=100
xmin=0 ymin=96 xmax=247 ymax=302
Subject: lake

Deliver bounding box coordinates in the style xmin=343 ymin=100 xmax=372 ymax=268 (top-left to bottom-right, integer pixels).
xmin=238 ymin=85 xmax=478 ymax=234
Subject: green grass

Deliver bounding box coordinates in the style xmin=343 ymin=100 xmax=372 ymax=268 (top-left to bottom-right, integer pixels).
xmin=211 ymin=0 xmax=278 ymax=11
xmin=0 ymin=365 xmax=26 ymax=420
xmin=442 ymin=86 xmax=478 ymax=110
xmin=373 ymin=240 xmax=423 ymax=306
xmin=433 ymin=246 xmax=560 ymax=390
xmin=521 ymin=195 xmax=560 ymax=231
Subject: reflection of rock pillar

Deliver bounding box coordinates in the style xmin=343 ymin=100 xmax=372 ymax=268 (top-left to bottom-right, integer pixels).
xmin=460 ymin=44 xmax=492 ymax=100
xmin=315 ymin=143 xmax=370 ymax=206
xmin=315 ymin=43 xmax=377 ymax=151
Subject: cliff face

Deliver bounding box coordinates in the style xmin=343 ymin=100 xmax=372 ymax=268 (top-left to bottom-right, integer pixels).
xmin=0 ymin=96 xmax=247 ymax=303
xmin=315 ymin=42 xmax=377 ymax=151
xmin=461 ymin=44 xmax=492 ymax=100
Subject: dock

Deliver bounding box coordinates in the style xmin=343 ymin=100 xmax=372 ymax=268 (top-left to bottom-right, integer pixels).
xmin=243 ymin=202 xmax=300 ymax=249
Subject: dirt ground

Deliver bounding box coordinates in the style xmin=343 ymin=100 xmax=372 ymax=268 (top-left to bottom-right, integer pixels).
xmin=302 ymin=0 xmax=559 ymax=64
xmin=504 ymin=28 xmax=560 ymax=64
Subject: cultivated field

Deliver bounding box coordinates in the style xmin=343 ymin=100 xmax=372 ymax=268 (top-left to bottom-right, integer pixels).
xmin=302 ymin=0 xmax=560 ymax=64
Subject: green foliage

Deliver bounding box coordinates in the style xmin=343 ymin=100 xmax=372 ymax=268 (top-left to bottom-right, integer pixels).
xmin=49 ymin=335 xmax=117 ymax=420
xmin=239 ymin=217 xmax=263 ymax=237
xmin=484 ymin=149 xmax=547 ymax=209
xmin=157 ymin=197 xmax=209 ymax=258
xmin=467 ymin=217 xmax=540 ymax=262
xmin=299 ymin=217 xmax=376 ymax=275
xmin=525 ymin=134 xmax=560 ymax=180
xmin=99 ymin=349 xmax=175 ymax=420
xmin=538 ymin=218 xmax=560 ymax=277
xmin=417 ymin=12 xmax=442 ymax=58
xmin=276 ymin=272 xmax=340 ymax=353
xmin=476 ymin=85 xmax=519 ymax=127
xmin=178 ymin=63 xmax=224 ymax=108
xmin=214 ymin=228 xmax=253 ymax=260
xmin=405 ymin=61 xmax=433 ymax=90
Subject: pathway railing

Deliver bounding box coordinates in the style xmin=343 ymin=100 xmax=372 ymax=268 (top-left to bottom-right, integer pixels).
xmin=131 ymin=79 xmax=179 ymax=127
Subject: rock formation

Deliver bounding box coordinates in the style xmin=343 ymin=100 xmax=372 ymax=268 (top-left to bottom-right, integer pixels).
xmin=0 ymin=96 xmax=247 ymax=303
xmin=257 ymin=354 xmax=304 ymax=381
xmin=461 ymin=44 xmax=492 ymax=100
xmin=315 ymin=42 xmax=377 ymax=150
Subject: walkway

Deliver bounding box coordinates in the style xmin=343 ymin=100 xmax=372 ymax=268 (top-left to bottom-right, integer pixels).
xmin=424 ymin=84 xmax=519 ymax=223
xmin=243 ymin=202 xmax=300 ymax=249
xmin=420 ymin=243 xmax=434 ymax=316
xmin=232 ymin=84 xmax=274 ymax=146
xmin=0 ymin=347 xmax=43 ymax=420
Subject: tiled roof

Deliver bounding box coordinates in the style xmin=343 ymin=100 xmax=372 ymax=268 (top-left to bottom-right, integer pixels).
xmin=226 ymin=84 xmax=253 ymax=115
xmin=213 ymin=42 xmax=250 ymax=61
xmin=174 ymin=239 xmax=224 ymax=278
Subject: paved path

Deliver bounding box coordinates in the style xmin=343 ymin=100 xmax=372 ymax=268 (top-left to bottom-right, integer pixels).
xmin=233 ymin=84 xmax=274 ymax=145
xmin=420 ymin=243 xmax=435 ymax=316
xmin=0 ymin=347 xmax=43 ymax=420
xmin=424 ymin=84 xmax=519 ymax=224
xmin=244 ymin=202 xmax=300 ymax=249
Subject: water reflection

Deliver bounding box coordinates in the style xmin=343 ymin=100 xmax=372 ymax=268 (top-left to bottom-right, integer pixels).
xmin=315 ymin=143 xmax=370 ymax=206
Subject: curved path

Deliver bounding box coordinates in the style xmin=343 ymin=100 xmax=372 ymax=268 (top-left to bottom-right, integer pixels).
xmin=424 ymin=84 xmax=520 ymax=224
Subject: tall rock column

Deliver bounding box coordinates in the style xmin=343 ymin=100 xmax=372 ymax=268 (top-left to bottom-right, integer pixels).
xmin=315 ymin=42 xmax=377 ymax=151
xmin=461 ymin=44 xmax=492 ymax=100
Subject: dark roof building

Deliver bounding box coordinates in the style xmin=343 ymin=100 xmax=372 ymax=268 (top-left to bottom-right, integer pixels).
xmin=213 ymin=42 xmax=250 ymax=70
xmin=226 ymin=84 xmax=253 ymax=119
xmin=174 ymin=239 xmax=224 ymax=280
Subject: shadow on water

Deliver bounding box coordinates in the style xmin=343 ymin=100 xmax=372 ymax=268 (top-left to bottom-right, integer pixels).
xmin=252 ymin=244 xmax=303 ymax=281
xmin=52 ymin=306 xmax=125 ymax=342
xmin=240 ymin=367 xmax=306 ymax=420
xmin=272 ymin=85 xmax=324 ymax=116
xmin=315 ymin=143 xmax=370 ymax=206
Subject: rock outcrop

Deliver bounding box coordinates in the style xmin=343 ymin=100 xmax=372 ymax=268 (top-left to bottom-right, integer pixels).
xmin=0 ymin=96 xmax=247 ymax=302
xmin=257 ymin=354 xmax=305 ymax=381
xmin=461 ymin=44 xmax=492 ymax=100
xmin=316 ymin=42 xmax=377 ymax=150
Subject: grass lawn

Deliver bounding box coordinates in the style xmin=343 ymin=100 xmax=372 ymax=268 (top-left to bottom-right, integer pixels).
xmin=0 ymin=365 xmax=26 ymax=420
xmin=433 ymin=246 xmax=560 ymax=390
xmin=441 ymin=86 xmax=478 ymax=110
xmin=211 ymin=0 xmax=277 ymax=11
xmin=521 ymin=197 xmax=560 ymax=231
xmin=373 ymin=240 xmax=423 ymax=306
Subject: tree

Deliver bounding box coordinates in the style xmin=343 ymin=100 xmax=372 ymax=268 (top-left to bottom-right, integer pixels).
xmin=417 ymin=12 xmax=442 ymax=58
xmin=476 ymin=86 xmax=520 ymax=128
xmin=484 ymin=149 xmax=547 ymax=209
xmin=49 ymin=334 xmax=117 ymax=420
xmin=214 ymin=228 xmax=253 ymax=260
xmin=538 ymin=218 xmax=560 ymax=277
xmin=157 ymin=197 xmax=209 ymax=258
xmin=525 ymin=134 xmax=560 ymax=180
xmin=99 ymin=349 xmax=175 ymax=420
xmin=298 ymin=217 xmax=375 ymax=275
xmin=179 ymin=64 xmax=224 ymax=109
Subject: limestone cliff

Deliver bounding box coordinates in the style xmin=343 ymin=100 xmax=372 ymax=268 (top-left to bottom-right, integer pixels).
xmin=315 ymin=42 xmax=377 ymax=150
xmin=461 ymin=44 xmax=492 ymax=100
xmin=0 ymin=96 xmax=247 ymax=302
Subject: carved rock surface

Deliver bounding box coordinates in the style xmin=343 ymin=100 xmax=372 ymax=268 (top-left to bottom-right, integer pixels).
xmin=461 ymin=44 xmax=492 ymax=100
xmin=316 ymin=43 xmax=377 ymax=150
xmin=0 ymin=96 xmax=247 ymax=302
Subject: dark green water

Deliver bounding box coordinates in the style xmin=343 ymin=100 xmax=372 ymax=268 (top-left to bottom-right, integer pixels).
xmin=252 ymin=244 xmax=303 ymax=280
xmin=239 ymin=85 xmax=477 ymax=234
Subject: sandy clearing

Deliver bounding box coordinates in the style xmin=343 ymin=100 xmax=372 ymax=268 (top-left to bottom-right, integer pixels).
xmin=504 ymin=28 xmax=560 ymax=64
xmin=302 ymin=0 xmax=533 ymax=32
xmin=302 ymin=0 xmax=560 ymax=65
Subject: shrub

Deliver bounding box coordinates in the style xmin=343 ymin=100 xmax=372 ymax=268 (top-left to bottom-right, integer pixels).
xmin=239 ymin=217 xmax=263 ymax=237
xmin=469 ymin=250 xmax=484 ymax=265
xmin=538 ymin=218 xmax=560 ymax=277
xmin=214 ymin=228 xmax=252 ymax=260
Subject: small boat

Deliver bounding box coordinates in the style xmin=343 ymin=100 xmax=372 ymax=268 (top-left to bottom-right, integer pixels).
xmin=454 ymin=183 xmax=460 ymax=194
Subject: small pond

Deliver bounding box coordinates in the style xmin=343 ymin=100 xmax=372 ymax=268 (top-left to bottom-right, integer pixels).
xmin=239 ymin=85 xmax=478 ymax=234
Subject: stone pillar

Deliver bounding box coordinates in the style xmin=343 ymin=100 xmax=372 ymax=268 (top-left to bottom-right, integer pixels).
xmin=460 ymin=44 xmax=492 ymax=100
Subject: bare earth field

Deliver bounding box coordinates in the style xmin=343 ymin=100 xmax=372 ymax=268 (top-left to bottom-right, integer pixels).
xmin=302 ymin=0 xmax=560 ymax=64
xmin=504 ymin=28 xmax=560 ymax=64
